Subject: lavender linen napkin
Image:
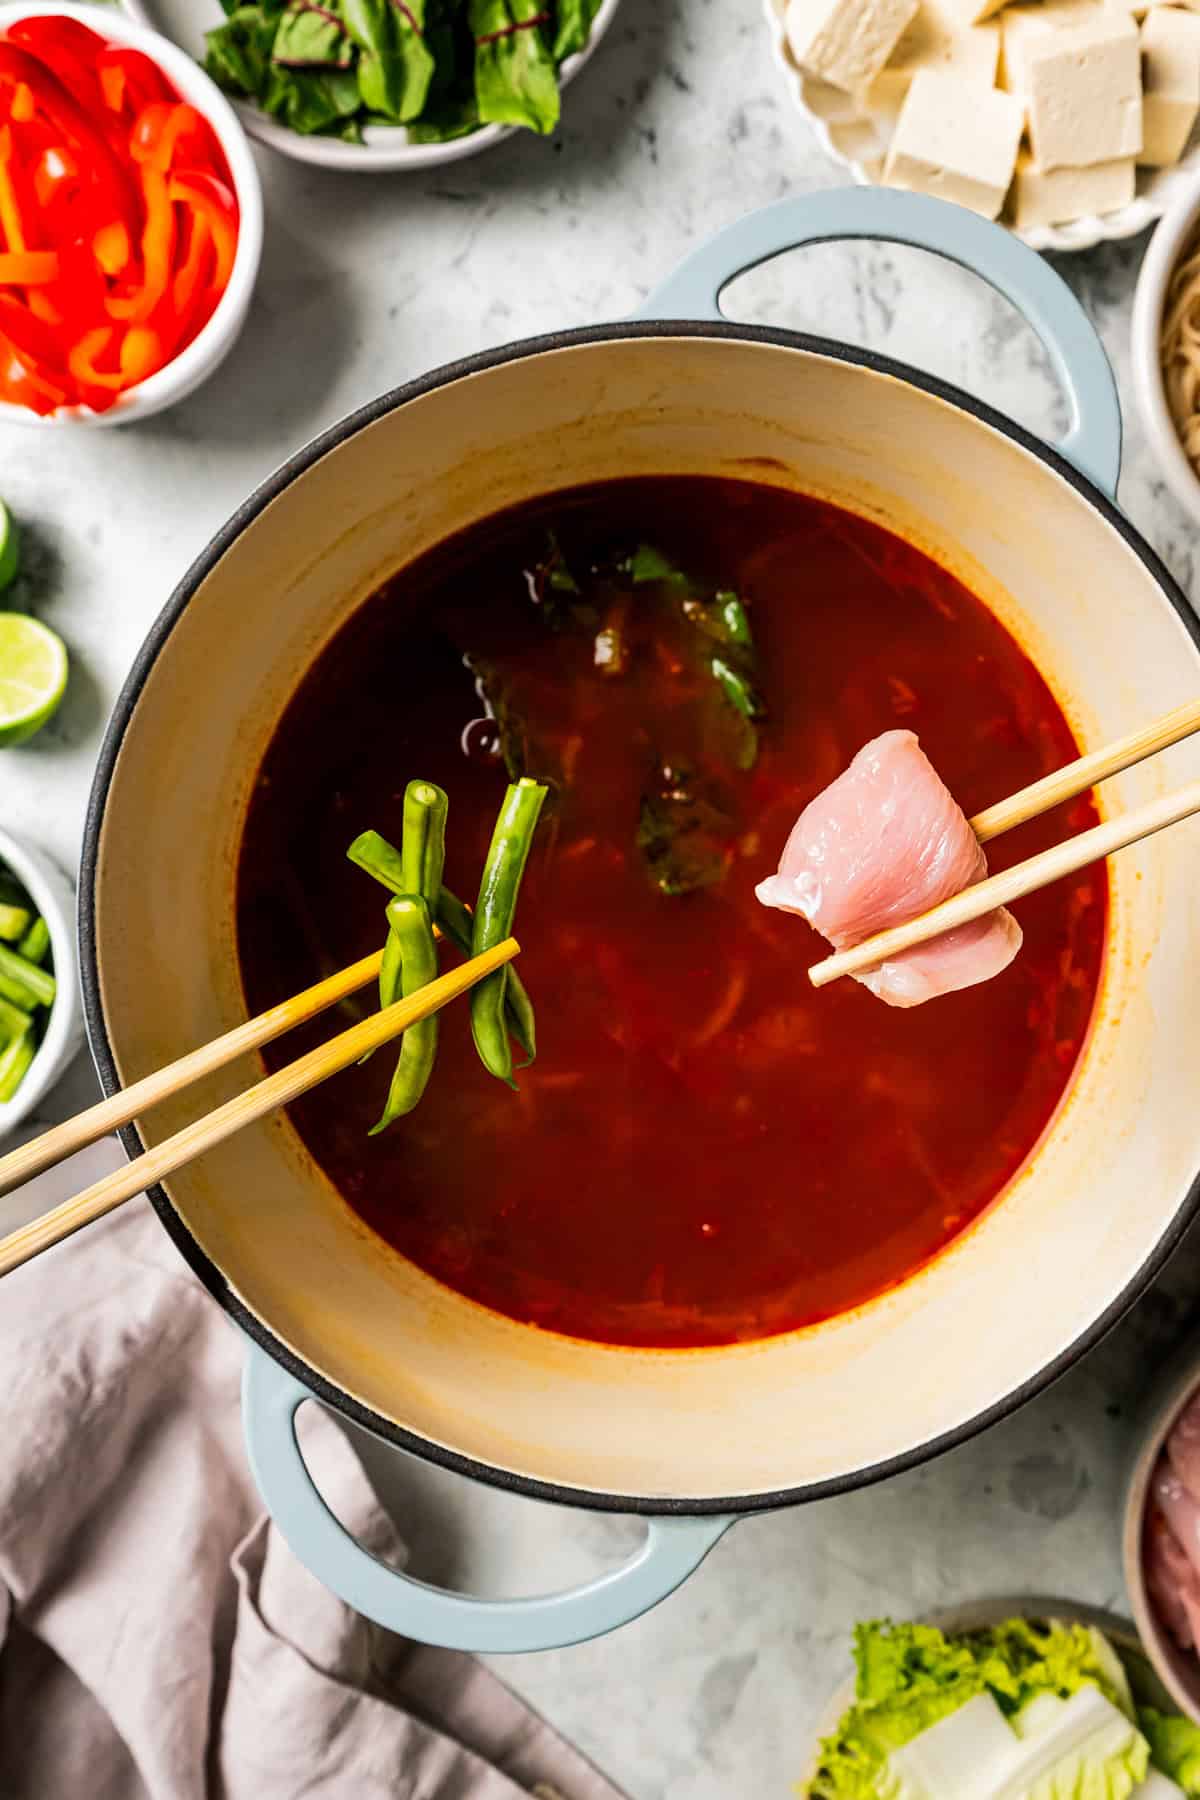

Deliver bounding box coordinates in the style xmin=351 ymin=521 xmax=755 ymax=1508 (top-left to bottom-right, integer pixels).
xmin=0 ymin=1138 xmax=628 ymax=1800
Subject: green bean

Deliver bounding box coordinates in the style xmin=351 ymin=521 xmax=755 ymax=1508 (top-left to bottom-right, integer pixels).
xmin=0 ymin=994 xmax=32 ymax=1044
xmin=348 ymin=833 xmax=537 ymax=1064
xmin=435 ymin=887 xmax=536 ymax=1065
xmin=370 ymin=894 xmax=438 ymax=1134
xmin=0 ymin=902 xmax=31 ymax=942
xmin=0 ymin=950 xmax=42 ymax=1013
xmin=17 ymin=915 xmax=49 ymax=965
xmin=0 ymin=942 xmax=54 ymax=1010
xmin=348 ymin=829 xmax=406 ymax=893
xmin=0 ymin=1027 xmax=34 ymax=1103
xmin=470 ymin=777 xmax=547 ymax=1086
xmin=401 ymin=780 xmax=448 ymax=902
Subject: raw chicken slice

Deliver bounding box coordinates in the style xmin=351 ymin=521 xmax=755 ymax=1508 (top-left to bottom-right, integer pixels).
xmin=1168 ymin=1390 xmax=1200 ymax=1499
xmin=756 ymin=728 xmax=1022 ymax=1008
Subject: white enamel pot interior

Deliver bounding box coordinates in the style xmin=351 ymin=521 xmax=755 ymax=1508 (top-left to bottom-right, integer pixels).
xmin=81 ymin=326 xmax=1200 ymax=1516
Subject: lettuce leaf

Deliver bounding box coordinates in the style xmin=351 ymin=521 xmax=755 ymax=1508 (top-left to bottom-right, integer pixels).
xmin=552 ymin=0 xmax=602 ymax=61
xmin=344 ymin=0 xmax=436 ymax=122
xmin=1141 ymin=1710 xmax=1200 ymax=1793
xmin=206 ymin=0 xmax=601 ymax=141
xmin=469 ymin=0 xmax=559 ymax=132
xmin=808 ymin=1619 xmax=1141 ymax=1799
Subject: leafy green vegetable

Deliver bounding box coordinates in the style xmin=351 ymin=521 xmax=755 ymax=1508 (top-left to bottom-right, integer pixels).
xmin=470 ymin=0 xmax=559 ymax=132
xmin=625 ymin=543 xmax=685 ymax=587
xmin=205 ymin=5 xmax=281 ymax=96
xmin=637 ymin=769 xmax=732 ymax=898
xmin=204 ymin=0 xmax=600 ymax=141
xmin=1141 ymin=1709 xmax=1200 ymax=1792
xmin=809 ymin=1619 xmax=1146 ymax=1800
xmin=345 ymin=0 xmax=436 ymax=122
xmin=273 ymin=2 xmax=351 ymax=67
xmin=552 ymin=0 xmax=601 ymax=59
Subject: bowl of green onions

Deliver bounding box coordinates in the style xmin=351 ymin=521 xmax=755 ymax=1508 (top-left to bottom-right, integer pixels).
xmin=0 ymin=828 xmax=82 ymax=1138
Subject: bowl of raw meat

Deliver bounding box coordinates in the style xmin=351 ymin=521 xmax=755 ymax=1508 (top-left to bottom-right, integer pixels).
xmin=79 ymin=186 xmax=1200 ymax=1657
xmin=1126 ymin=1338 xmax=1200 ymax=1724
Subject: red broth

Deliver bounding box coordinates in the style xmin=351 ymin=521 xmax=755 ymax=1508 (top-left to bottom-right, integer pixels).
xmin=236 ymin=478 xmax=1106 ymax=1349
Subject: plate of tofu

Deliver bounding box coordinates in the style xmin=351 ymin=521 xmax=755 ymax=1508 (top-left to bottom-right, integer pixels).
xmin=765 ymin=0 xmax=1200 ymax=249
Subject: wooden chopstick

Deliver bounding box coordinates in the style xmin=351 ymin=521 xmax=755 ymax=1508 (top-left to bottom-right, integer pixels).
xmin=0 ymin=947 xmax=387 ymax=1198
xmin=969 ymin=695 xmax=1200 ymax=843
xmin=809 ymin=782 xmax=1200 ymax=989
xmin=807 ymin=696 xmax=1200 ymax=991
xmin=0 ymin=937 xmax=518 ymax=1278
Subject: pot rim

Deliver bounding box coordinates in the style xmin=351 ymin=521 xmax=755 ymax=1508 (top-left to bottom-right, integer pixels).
xmin=79 ymin=317 xmax=1200 ymax=1517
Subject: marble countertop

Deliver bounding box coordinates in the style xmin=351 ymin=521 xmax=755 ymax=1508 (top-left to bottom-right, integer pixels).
xmin=3 ymin=2 xmax=1200 ymax=1795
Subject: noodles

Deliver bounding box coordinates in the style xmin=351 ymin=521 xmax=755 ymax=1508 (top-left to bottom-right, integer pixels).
xmin=1161 ymin=236 xmax=1200 ymax=472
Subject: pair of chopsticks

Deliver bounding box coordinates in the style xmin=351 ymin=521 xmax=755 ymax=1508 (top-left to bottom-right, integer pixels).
xmin=0 ymin=937 xmax=519 ymax=1278
xmin=2 ymin=694 xmax=1198 ymax=1276
xmin=808 ymin=694 xmax=1200 ymax=989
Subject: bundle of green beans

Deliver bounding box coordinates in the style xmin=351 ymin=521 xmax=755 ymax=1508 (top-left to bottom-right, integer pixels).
xmin=0 ymin=867 xmax=54 ymax=1105
xmin=347 ymin=774 xmax=547 ymax=1133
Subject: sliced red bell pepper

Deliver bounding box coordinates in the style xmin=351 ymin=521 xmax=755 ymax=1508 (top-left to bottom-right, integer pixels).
xmin=95 ymin=47 xmax=174 ymax=118
xmin=167 ymin=170 xmax=237 ymax=292
xmin=0 ymin=249 xmax=57 ymax=284
xmin=132 ymin=102 xmax=212 ymax=175
xmin=6 ymin=20 xmax=111 ymax=136
xmin=92 ymin=219 xmax=131 ymax=278
xmin=98 ymin=64 xmax=125 ymax=117
xmin=105 ymin=164 xmax=174 ymax=323
xmin=0 ymin=123 xmax=31 ymax=250
xmin=0 ymin=336 xmax=67 ymax=414
xmin=66 ymin=324 xmax=126 ymax=411
xmin=31 ymin=142 xmax=76 ymax=212
xmin=0 ymin=289 xmax=66 ymax=370
xmin=0 ymin=44 xmax=137 ymax=232
xmin=118 ymin=324 xmax=164 ymax=386
xmin=9 ymin=82 xmax=34 ymax=124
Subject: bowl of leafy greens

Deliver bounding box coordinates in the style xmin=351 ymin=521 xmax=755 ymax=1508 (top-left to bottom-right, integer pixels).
xmin=119 ymin=0 xmax=622 ymax=169
xmin=802 ymin=1601 xmax=1200 ymax=1796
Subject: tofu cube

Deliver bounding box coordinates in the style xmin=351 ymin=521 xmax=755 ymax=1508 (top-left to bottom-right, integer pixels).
xmin=1001 ymin=1 xmax=1106 ymax=92
xmin=1010 ymin=148 xmax=1135 ymax=224
xmin=1022 ymin=12 xmax=1142 ymax=167
xmin=867 ymin=1 xmax=1000 ymax=114
xmin=936 ymin=0 xmax=1007 ymax=28
xmin=884 ymin=68 xmax=1024 ymax=216
xmin=785 ymin=0 xmax=920 ymax=92
xmin=1140 ymin=7 xmax=1200 ymax=164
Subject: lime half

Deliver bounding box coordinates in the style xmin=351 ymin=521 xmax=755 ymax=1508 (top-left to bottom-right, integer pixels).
xmin=0 ymin=502 xmax=18 ymax=595
xmin=0 ymin=613 xmax=67 ymax=746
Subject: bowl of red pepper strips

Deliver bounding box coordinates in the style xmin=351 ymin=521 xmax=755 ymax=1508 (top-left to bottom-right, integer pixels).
xmin=0 ymin=3 xmax=263 ymax=423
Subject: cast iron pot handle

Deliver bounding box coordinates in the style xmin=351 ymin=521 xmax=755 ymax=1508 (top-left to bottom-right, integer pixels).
xmin=630 ymin=188 xmax=1121 ymax=500
xmin=242 ymin=1344 xmax=735 ymax=1653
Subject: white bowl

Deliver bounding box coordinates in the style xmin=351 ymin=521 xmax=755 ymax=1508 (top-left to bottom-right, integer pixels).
xmin=797 ymin=1597 xmax=1179 ymax=1791
xmin=119 ymin=0 xmax=623 ymax=172
xmin=1123 ymin=1330 xmax=1200 ymax=1725
xmin=0 ymin=827 xmax=83 ymax=1139
xmin=763 ymin=0 xmax=1200 ymax=253
xmin=0 ymin=2 xmax=264 ymax=428
xmin=1132 ymin=176 xmax=1200 ymax=527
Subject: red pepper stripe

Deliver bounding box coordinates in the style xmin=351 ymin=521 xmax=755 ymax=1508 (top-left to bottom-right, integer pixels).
xmin=476 ymin=11 xmax=550 ymax=45
xmin=392 ymin=2 xmax=424 ymax=34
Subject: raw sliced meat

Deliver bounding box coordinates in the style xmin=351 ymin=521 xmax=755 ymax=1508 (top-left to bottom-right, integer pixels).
xmin=1155 ymin=1459 xmax=1200 ymax=1587
xmin=1168 ymin=1390 xmax=1200 ymax=1499
xmin=1147 ymin=1459 xmax=1200 ymax=1649
xmin=755 ymin=728 xmax=1022 ymax=1008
